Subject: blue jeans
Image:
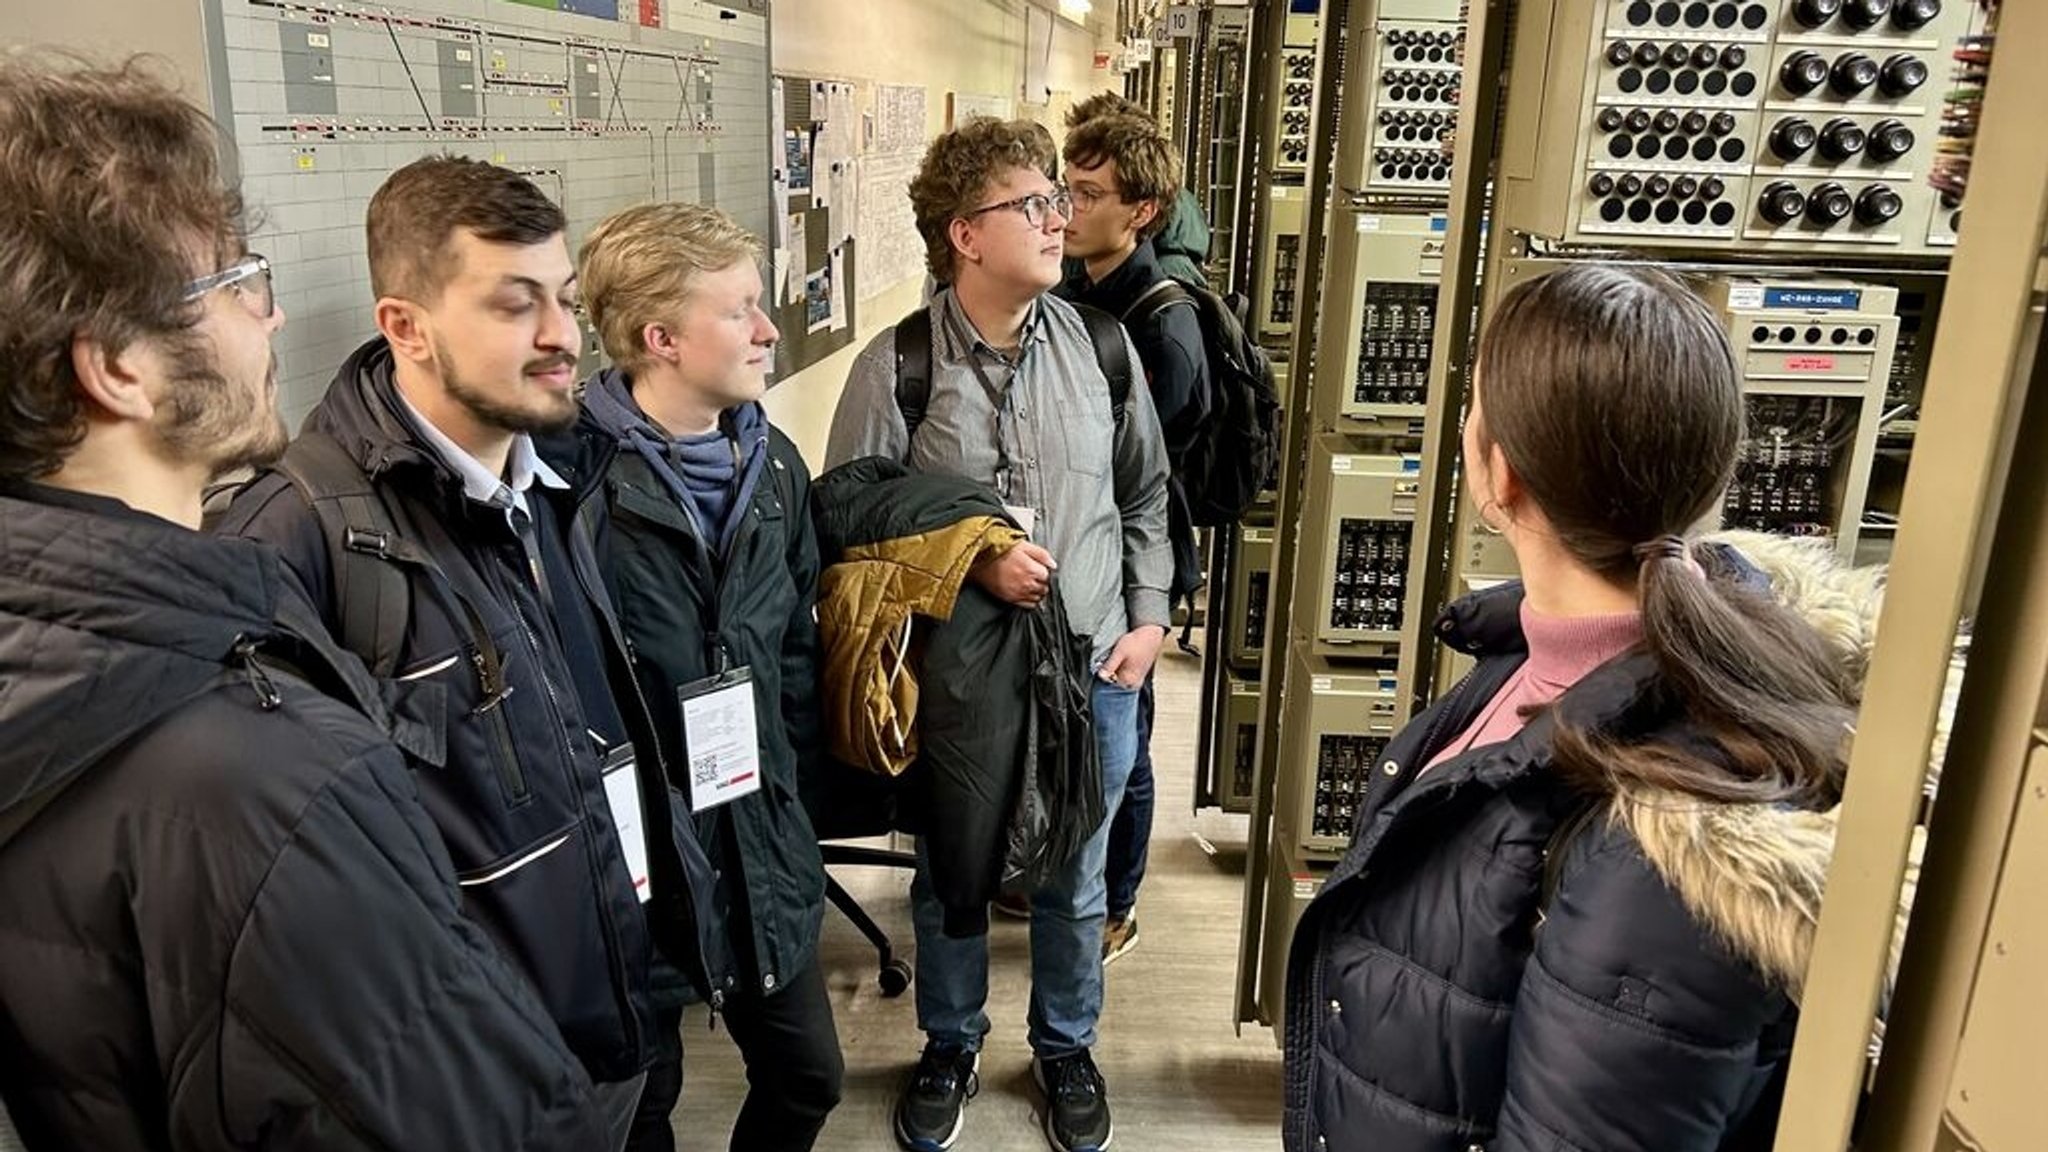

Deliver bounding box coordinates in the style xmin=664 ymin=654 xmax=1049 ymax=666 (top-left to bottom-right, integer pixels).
xmin=1104 ymin=675 xmax=1155 ymax=920
xmin=909 ymin=678 xmax=1142 ymax=1058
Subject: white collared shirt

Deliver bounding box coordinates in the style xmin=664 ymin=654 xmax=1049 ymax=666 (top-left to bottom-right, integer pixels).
xmin=394 ymin=390 xmax=568 ymax=531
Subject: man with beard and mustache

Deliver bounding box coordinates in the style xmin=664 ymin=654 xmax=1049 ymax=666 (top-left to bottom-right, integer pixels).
xmin=218 ymin=156 xmax=715 ymax=1149
xmin=0 ymin=62 xmax=606 ymax=1148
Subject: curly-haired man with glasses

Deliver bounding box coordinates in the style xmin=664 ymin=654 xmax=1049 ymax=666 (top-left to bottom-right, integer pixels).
xmin=826 ymin=116 xmax=1171 ymax=1152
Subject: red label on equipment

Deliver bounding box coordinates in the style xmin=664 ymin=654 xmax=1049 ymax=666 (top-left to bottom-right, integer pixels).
xmin=1784 ymin=354 xmax=1836 ymax=371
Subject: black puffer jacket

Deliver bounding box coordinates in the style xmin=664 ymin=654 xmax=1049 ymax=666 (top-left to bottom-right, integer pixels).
xmin=811 ymin=458 xmax=1101 ymax=937
xmin=0 ymin=484 xmax=603 ymax=1150
xmin=540 ymin=375 xmax=827 ymax=1004
xmin=216 ymin=338 xmax=723 ymax=1078
xmin=1286 ymin=540 xmax=1861 ymax=1152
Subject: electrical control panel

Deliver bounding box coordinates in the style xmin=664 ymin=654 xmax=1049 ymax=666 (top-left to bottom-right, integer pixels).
xmin=1703 ymin=276 xmax=1898 ymax=552
xmin=1257 ymin=183 xmax=1308 ymax=339
xmin=1275 ymin=644 xmax=1407 ymax=859
xmin=1357 ymin=12 xmax=1467 ymax=194
xmin=1498 ymin=0 xmax=1975 ymax=254
xmin=1296 ymin=436 xmax=1422 ymax=658
xmin=1274 ymin=13 xmax=1321 ymax=174
xmin=1219 ymin=675 xmax=1262 ymax=814
xmin=1316 ymin=211 xmax=1447 ymax=432
xmin=1228 ymin=525 xmax=1276 ymax=671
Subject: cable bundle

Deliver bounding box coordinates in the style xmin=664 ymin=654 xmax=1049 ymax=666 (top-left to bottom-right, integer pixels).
xmin=1929 ymin=1 xmax=1999 ymax=205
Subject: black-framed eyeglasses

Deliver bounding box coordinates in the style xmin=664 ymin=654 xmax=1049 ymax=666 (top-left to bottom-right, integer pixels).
xmin=962 ymin=187 xmax=1074 ymax=230
xmin=182 ymin=253 xmax=275 ymax=319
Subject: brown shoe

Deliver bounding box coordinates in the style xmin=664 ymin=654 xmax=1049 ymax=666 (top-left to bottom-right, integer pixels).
xmin=1102 ymin=914 xmax=1139 ymax=965
xmin=992 ymin=891 xmax=1031 ymax=920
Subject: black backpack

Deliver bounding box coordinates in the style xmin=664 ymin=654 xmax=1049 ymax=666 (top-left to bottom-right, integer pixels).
xmin=204 ymin=432 xmax=476 ymax=680
xmin=1122 ymin=278 xmax=1281 ymax=526
xmin=892 ymin=304 xmax=1134 ymax=442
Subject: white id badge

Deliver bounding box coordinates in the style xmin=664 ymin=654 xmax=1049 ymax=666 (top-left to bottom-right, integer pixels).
xmin=1003 ymin=504 xmax=1037 ymax=538
xmin=679 ymin=667 xmax=763 ymax=812
xmin=600 ymin=743 xmax=652 ymax=904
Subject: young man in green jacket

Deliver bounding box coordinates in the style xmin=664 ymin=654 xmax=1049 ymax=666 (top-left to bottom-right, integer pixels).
xmin=548 ymin=202 xmax=841 ymax=1152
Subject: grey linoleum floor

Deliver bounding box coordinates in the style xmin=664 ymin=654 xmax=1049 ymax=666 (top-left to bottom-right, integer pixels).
xmin=667 ymin=647 xmax=1286 ymax=1150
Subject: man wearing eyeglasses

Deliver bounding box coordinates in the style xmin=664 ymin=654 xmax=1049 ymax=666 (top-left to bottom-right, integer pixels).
xmin=1055 ymin=113 xmax=1212 ymax=972
xmin=0 ymin=59 xmax=605 ymax=1148
xmin=216 ymin=157 xmax=710 ymax=1149
xmin=825 ymin=116 xmax=1172 ymax=1152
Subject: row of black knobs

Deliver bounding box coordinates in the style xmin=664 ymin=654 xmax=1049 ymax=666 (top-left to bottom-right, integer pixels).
xmin=1590 ymin=171 xmax=1730 ymax=201
xmin=1782 ymin=50 xmax=1927 ymax=97
xmin=1605 ymin=44 xmax=1927 ymax=98
xmin=1596 ymin=106 xmax=1737 ymax=136
xmin=1758 ymin=180 xmax=1904 ymax=225
xmin=1791 ymin=0 xmax=1941 ymax=31
xmin=1606 ymin=40 xmax=1749 ymax=70
xmin=1626 ymin=0 xmax=1936 ymax=29
xmin=1769 ymin=116 xmax=1914 ymax=162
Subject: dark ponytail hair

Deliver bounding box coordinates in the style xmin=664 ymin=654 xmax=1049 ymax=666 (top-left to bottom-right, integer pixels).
xmin=1474 ymin=265 xmax=1857 ymax=808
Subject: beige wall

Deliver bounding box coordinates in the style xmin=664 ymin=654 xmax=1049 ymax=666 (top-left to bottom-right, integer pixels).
xmin=1 ymin=0 xmax=212 ymax=107
xmin=763 ymin=0 xmax=1113 ymax=466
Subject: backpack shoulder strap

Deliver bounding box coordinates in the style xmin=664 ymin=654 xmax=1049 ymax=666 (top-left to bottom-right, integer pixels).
xmin=893 ymin=307 xmax=936 ymax=448
xmin=1121 ymin=277 xmax=1196 ymax=330
xmin=273 ymin=432 xmax=414 ymax=679
xmin=1073 ymin=303 xmax=1134 ymax=431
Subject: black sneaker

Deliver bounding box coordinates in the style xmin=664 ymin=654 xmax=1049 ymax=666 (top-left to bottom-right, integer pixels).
xmin=1032 ymin=1048 xmax=1113 ymax=1152
xmin=894 ymin=1041 xmax=979 ymax=1151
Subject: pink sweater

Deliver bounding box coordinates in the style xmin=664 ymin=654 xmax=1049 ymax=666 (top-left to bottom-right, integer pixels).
xmin=1422 ymin=603 xmax=1644 ymax=774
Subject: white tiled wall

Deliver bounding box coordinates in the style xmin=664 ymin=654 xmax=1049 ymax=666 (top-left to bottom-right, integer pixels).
xmin=207 ymin=0 xmax=774 ymax=429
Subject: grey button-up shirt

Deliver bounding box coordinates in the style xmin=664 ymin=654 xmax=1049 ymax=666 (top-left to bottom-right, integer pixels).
xmin=826 ymin=288 xmax=1173 ymax=663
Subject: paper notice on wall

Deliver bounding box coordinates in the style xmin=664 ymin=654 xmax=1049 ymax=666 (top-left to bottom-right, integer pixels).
xmin=805 ymin=265 xmax=831 ymax=333
xmin=786 ymin=129 xmax=813 ymax=195
xmin=785 ymin=214 xmax=808 ymax=305
xmin=830 ymin=164 xmax=855 ymax=246
xmin=1024 ymin=5 xmax=1054 ymax=105
xmin=873 ymin=84 xmax=928 ymax=155
xmin=855 ymin=149 xmax=926 ymax=302
xmin=828 ymin=250 xmax=848 ymax=331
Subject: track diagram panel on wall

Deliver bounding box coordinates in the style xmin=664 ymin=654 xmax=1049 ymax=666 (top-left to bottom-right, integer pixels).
xmin=208 ymin=0 xmax=773 ymax=426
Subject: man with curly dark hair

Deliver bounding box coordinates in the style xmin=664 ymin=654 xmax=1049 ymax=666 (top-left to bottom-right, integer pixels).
xmin=1065 ymin=93 xmax=1211 ymax=286
xmin=827 ymin=115 xmax=1171 ymax=1152
xmin=0 ymin=55 xmax=604 ymax=1149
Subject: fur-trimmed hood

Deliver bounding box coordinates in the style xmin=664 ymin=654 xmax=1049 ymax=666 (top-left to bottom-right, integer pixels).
xmin=1611 ymin=530 xmax=1891 ymax=1001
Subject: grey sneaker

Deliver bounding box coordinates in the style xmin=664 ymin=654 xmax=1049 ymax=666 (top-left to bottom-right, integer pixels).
xmin=1102 ymin=914 xmax=1139 ymax=966
xmin=1033 ymin=1048 xmax=1113 ymax=1152
xmin=894 ymin=1041 xmax=979 ymax=1151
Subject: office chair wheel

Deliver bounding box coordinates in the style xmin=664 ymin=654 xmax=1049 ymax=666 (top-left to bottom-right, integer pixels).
xmin=879 ymin=958 xmax=913 ymax=998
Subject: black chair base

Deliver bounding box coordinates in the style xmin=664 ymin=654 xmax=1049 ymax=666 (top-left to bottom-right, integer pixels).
xmin=821 ymin=842 xmax=918 ymax=998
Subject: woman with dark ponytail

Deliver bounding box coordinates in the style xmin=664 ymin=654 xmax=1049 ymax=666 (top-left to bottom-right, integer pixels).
xmin=1283 ymin=264 xmax=1879 ymax=1152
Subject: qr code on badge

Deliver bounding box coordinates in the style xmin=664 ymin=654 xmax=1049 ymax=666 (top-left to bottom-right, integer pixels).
xmin=692 ymin=752 xmax=719 ymax=786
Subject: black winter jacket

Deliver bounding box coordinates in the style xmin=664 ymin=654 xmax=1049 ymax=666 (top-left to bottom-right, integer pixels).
xmin=811 ymin=458 xmax=1101 ymax=938
xmin=215 ymin=338 xmax=722 ymax=1079
xmin=540 ymin=377 xmax=827 ymax=1004
xmin=1286 ymin=542 xmax=1856 ymax=1152
xmin=0 ymin=484 xmax=604 ymax=1150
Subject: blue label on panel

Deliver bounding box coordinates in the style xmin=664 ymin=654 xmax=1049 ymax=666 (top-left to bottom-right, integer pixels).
xmin=1402 ymin=457 xmax=1422 ymax=472
xmin=1763 ymin=287 xmax=1862 ymax=310
xmin=1429 ymin=216 xmax=1448 ymax=232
